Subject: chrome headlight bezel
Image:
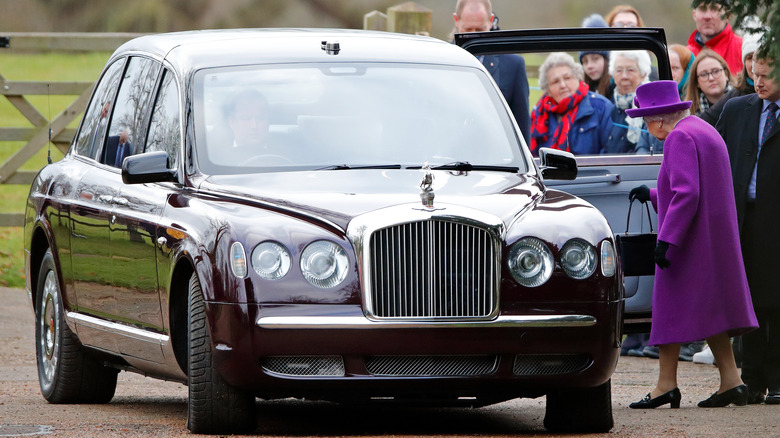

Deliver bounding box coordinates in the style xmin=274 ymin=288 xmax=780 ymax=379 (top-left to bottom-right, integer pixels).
xmin=300 ymin=240 xmax=349 ymax=289
xmin=507 ymin=237 xmax=554 ymax=287
xmin=560 ymin=239 xmax=598 ymax=280
xmin=251 ymin=241 xmax=292 ymax=280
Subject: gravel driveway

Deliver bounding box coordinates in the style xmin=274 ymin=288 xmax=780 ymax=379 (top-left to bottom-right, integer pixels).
xmin=1 ymin=286 xmax=778 ymax=437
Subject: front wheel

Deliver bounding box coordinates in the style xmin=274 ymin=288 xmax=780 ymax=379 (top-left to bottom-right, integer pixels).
xmin=186 ymin=272 xmax=256 ymax=434
xmin=544 ymin=379 xmax=614 ymax=433
xmin=35 ymin=250 xmax=117 ymax=403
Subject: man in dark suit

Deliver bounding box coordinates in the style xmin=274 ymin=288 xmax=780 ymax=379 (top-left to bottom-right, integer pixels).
xmin=716 ymin=55 xmax=780 ymax=405
xmin=453 ymin=0 xmax=531 ymax=142
xmin=101 ymin=129 xmax=133 ymax=168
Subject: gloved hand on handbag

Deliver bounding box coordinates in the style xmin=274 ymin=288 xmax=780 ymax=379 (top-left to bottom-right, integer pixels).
xmin=629 ymin=185 xmax=651 ymax=203
xmin=655 ymin=240 xmax=671 ymax=269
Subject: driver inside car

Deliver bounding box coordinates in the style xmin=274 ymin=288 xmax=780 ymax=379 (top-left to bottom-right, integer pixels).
xmin=221 ymin=89 xmax=287 ymax=165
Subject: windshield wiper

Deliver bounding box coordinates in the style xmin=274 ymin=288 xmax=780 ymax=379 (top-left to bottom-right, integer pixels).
xmin=409 ymin=161 xmax=519 ymax=172
xmin=315 ymin=164 xmax=403 ymax=170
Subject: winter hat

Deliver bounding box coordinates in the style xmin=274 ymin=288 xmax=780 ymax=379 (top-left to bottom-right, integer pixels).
xmin=741 ymin=29 xmax=764 ymax=64
xmin=579 ymin=14 xmax=610 ymax=63
xmin=626 ymin=81 xmax=692 ymax=118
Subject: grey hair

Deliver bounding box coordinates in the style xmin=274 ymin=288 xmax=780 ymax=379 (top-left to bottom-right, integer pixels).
xmin=643 ymin=109 xmax=691 ymax=124
xmin=608 ymin=50 xmax=652 ymax=78
xmin=538 ymin=52 xmax=584 ymax=92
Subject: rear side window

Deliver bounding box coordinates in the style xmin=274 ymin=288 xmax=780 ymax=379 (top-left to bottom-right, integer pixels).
xmin=101 ymin=56 xmax=161 ymax=167
xmin=145 ymin=69 xmax=181 ymax=170
xmin=73 ymin=59 xmax=125 ymax=159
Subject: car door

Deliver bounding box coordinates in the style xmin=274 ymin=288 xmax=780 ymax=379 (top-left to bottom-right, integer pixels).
xmin=68 ymin=58 xmax=126 ymax=331
xmin=456 ymin=27 xmax=671 ymax=331
xmin=104 ymin=56 xmax=168 ymax=362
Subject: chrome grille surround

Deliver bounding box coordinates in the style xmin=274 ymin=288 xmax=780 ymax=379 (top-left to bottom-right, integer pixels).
xmin=512 ymin=354 xmax=591 ymax=375
xmin=347 ymin=204 xmax=504 ymax=321
xmin=365 ymin=355 xmax=498 ymax=376
xmin=261 ymin=355 xmax=345 ymax=377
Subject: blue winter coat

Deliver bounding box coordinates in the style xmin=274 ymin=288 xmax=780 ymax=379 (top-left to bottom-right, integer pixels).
xmin=530 ymin=92 xmax=614 ymax=155
xmin=605 ymin=106 xmax=665 ymax=154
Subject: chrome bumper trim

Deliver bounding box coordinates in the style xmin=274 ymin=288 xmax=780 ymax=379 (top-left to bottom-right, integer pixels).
xmin=257 ymin=314 xmax=596 ymax=329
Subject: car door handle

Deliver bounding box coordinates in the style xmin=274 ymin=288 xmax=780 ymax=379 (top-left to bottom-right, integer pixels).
xmin=112 ymin=197 xmax=128 ymax=206
xmin=98 ymin=195 xmax=114 ymax=204
xmin=575 ymin=173 xmax=621 ymax=184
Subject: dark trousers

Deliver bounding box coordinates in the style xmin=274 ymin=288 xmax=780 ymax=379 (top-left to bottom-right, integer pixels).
xmin=741 ymin=202 xmax=780 ymax=391
xmin=741 ymin=307 xmax=780 ymax=391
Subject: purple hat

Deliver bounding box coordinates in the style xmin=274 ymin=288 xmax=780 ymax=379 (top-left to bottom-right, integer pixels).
xmin=625 ymin=80 xmax=692 ymax=118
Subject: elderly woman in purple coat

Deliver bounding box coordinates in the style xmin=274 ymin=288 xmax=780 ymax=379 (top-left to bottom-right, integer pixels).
xmin=626 ymin=81 xmax=757 ymax=409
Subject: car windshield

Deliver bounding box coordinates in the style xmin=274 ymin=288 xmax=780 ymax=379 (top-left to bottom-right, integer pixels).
xmin=193 ymin=63 xmax=527 ymax=175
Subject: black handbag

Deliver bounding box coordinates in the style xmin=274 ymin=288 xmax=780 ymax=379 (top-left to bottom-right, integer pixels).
xmin=615 ymin=199 xmax=657 ymax=276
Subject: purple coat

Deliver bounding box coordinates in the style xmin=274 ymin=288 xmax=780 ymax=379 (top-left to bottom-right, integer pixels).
xmin=648 ymin=116 xmax=757 ymax=345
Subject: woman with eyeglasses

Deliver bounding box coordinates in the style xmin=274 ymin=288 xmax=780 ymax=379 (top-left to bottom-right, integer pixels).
xmin=529 ymin=52 xmax=614 ymax=156
xmin=604 ymin=50 xmax=664 ymax=154
xmin=699 ymin=29 xmax=764 ymax=127
xmin=687 ymin=48 xmax=735 ymax=115
xmin=604 ymin=4 xmax=643 ymax=28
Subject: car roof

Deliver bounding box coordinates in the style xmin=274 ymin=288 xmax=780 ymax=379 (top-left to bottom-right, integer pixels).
xmin=113 ymin=28 xmax=481 ymax=74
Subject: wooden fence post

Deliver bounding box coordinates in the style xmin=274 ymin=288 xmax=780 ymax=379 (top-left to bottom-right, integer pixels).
xmin=387 ymin=2 xmax=433 ymax=36
xmin=0 ymin=33 xmax=140 ymax=227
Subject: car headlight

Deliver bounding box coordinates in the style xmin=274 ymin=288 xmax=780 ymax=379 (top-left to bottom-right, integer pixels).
xmin=300 ymin=240 xmax=349 ymax=288
xmin=600 ymin=240 xmax=617 ymax=277
xmin=508 ymin=237 xmax=553 ymax=287
xmin=230 ymin=242 xmax=248 ymax=278
xmin=560 ymin=239 xmax=597 ymax=280
xmin=251 ymin=241 xmax=291 ymax=280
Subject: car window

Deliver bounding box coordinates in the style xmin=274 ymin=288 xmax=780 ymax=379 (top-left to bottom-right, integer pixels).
xmin=523 ymin=49 xmax=664 ymax=157
xmin=145 ymin=69 xmax=181 ymax=170
xmin=193 ymin=63 xmax=527 ymax=175
xmin=73 ymin=59 xmax=126 ymax=159
xmin=101 ymin=56 xmax=161 ymax=168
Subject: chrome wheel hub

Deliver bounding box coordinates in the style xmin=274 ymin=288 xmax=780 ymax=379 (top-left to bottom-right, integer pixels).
xmin=39 ymin=270 xmax=59 ymax=384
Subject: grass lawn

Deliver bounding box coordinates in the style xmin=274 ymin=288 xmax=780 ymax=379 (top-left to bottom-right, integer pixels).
xmin=0 ymin=51 xmax=110 ymax=288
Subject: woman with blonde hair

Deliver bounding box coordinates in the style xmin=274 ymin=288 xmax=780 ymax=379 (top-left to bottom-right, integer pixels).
xmin=686 ymin=48 xmax=735 ymax=115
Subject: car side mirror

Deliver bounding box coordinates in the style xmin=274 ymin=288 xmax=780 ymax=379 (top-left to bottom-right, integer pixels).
xmin=538 ymin=147 xmax=577 ymax=180
xmin=122 ymin=151 xmax=177 ymax=184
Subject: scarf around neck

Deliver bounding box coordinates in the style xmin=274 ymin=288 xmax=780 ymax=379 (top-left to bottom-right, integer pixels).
xmin=531 ymin=80 xmax=589 ymax=154
xmin=615 ymin=91 xmax=644 ymax=144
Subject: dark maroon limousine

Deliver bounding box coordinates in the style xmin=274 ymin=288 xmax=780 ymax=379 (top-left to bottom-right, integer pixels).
xmin=24 ymin=28 xmax=625 ymax=434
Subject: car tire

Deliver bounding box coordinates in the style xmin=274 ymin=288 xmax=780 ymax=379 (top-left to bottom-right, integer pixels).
xmin=186 ymin=272 xmax=256 ymax=434
xmin=543 ymin=379 xmax=613 ymax=433
xmin=35 ymin=249 xmax=118 ymax=404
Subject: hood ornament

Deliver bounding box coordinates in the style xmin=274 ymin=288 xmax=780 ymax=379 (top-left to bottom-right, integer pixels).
xmin=419 ymin=162 xmax=435 ymax=208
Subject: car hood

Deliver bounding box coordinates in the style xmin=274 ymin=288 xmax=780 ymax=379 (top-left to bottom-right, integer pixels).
xmin=200 ymin=169 xmax=544 ymax=231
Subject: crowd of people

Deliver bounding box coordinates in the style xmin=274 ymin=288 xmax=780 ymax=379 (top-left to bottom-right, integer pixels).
xmin=452 ymin=0 xmax=777 ymax=409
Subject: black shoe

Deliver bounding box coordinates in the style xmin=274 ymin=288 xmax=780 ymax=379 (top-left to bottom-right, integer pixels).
xmin=766 ymin=389 xmax=780 ymax=405
xmin=747 ymin=388 xmax=766 ymax=405
xmin=642 ymin=345 xmax=660 ymax=359
xmin=698 ymin=384 xmax=748 ymax=407
xmin=630 ymin=387 xmax=681 ymax=409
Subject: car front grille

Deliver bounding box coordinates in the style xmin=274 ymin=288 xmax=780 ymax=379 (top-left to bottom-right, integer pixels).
xmin=365 ymin=355 xmax=498 ymax=376
xmin=367 ymin=219 xmax=499 ymax=319
xmin=261 ymin=356 xmax=345 ymax=376
xmin=512 ymin=354 xmax=591 ymax=375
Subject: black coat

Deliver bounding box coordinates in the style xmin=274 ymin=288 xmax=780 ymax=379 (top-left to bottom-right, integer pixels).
xmin=717 ymin=93 xmax=780 ymax=307
xmin=482 ymin=54 xmax=531 ymax=143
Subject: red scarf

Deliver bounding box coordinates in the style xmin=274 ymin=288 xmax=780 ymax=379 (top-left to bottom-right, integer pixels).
xmin=530 ymin=80 xmax=589 ymax=154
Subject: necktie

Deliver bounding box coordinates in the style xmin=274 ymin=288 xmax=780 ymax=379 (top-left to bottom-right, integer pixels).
xmin=761 ymin=102 xmax=779 ymax=145
xmin=115 ymin=142 xmax=125 ymax=167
